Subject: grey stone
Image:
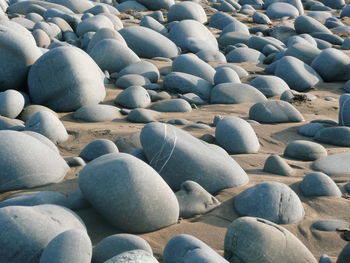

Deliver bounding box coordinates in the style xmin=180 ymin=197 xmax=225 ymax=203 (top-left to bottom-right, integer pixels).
xmin=117 ymin=61 xmax=160 ymax=83
xmin=148 ymin=90 xmax=171 ymax=101
xmin=300 ymin=172 xmax=341 ymax=197
xmin=73 ymin=104 xmax=122 ymax=122
xmin=168 ymin=19 xmax=218 ymax=53
xmin=312 ymin=219 xmax=349 ymax=231
xmin=210 ymin=12 xmax=237 ymax=30
xmin=140 ymin=122 xmax=248 ymax=194
xmin=89 ymin=39 xmax=140 ymax=74
xmin=284 ymin=140 xmax=327 ymax=161
xmin=86 ymin=28 xmax=126 ymax=53
xmin=247 ymin=35 xmax=285 ymax=53
xmin=163 ymin=72 xmax=212 ymax=100
xmin=116 ymin=74 xmax=151 ymax=89
xmin=253 ymin=12 xmax=271 ymax=24
xmin=311 ymin=48 xmax=350 ymax=82
xmin=224 ymin=217 xmax=317 ymax=263
xmin=319 ymin=254 xmax=332 ymax=263
xmin=65 ymin=157 xmax=86 ymax=167
xmin=79 ymin=139 xmax=119 ymax=162
xmin=136 ymin=0 xmax=174 ymax=10
xmin=214 ymin=64 xmax=249 ymax=78
xmin=175 ymin=181 xmax=220 ymax=219
xmin=178 ymin=93 xmax=206 ymax=105
xmin=0 ymin=116 xmax=24 ymax=131
xmin=319 ymin=0 xmax=344 ymax=8
xmin=0 ymin=89 xmax=25 ymax=119
xmin=93 ymin=234 xmax=152 ymax=263
xmin=0 ymin=191 xmax=68 ymax=208
xmin=215 ymin=116 xmax=260 ymax=154
xmin=0 ymin=23 xmax=42 ymax=91
xmin=294 ymin=15 xmax=331 ymax=34
xmin=22 ymin=131 xmax=59 ymax=153
xmin=172 ymin=54 xmax=216 ymax=83
xmin=39 ymin=229 xmax=92 ymax=263
xmin=0 ymin=204 xmax=86 ymax=263
xmin=78 ymin=153 xmax=179 ymax=233
xmin=234 ymin=182 xmax=305 ymax=224
xmin=119 ymin=26 xmax=179 ymax=59
xmin=310 ymin=32 xmax=343 ymax=45
xmin=76 ymin=15 xmax=114 ymax=37
xmin=339 ymin=94 xmax=350 ymax=126
xmin=312 ymin=152 xmax=350 ymax=175
xmin=274 ymin=56 xmax=322 ymax=91
xmin=127 ymin=108 xmax=160 ymax=123
xmin=226 ymin=47 xmax=266 ymax=63
xmin=196 ymin=50 xmax=227 ymax=63
xmin=284 ymin=43 xmax=321 ymax=65
xmin=140 ymin=16 xmax=167 ymax=36
xmin=250 ymin=76 xmax=290 ymax=98
xmin=104 ymin=250 xmax=158 ymax=263
xmin=164 ymin=234 xmax=228 ymax=263
xmin=263 ymin=154 xmax=294 ymax=176
xmin=167 ymin=118 xmax=189 ymax=125
xmin=32 ymin=29 xmax=50 ymax=48
xmin=218 ymin=32 xmax=250 ymax=48
xmin=117 ymin=1 xmax=147 ymax=12
xmin=115 ymin=86 xmax=151 ymax=109
xmin=210 ymin=83 xmax=267 ymax=104
xmin=28 ymin=46 xmax=105 ymax=112
xmin=151 ymin=99 xmax=192 ymax=112
xmin=66 ymin=189 xmax=91 ymax=210
xmin=337 ymin=243 xmax=350 ymax=263
xmin=340 ymin=4 xmax=350 ymax=18
xmin=298 ymin=123 xmax=325 ymax=137
xmin=214 ymin=67 xmax=241 ymax=85
xmin=167 ymin=2 xmax=207 ymax=23
xmin=267 ymin=2 xmax=299 ymax=19
xmin=222 ymin=20 xmax=250 ymax=36
xmin=315 ymin=126 xmax=350 ymax=147
xmin=25 ymin=111 xmax=68 ymax=144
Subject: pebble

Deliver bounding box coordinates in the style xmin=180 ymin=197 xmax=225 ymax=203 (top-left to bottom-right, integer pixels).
xmin=167 ymin=2 xmax=207 ymax=24
xmin=127 ymin=108 xmax=160 ymax=123
xmin=151 ymin=99 xmax=192 ymax=112
xmin=315 ymin=126 xmax=350 ymax=147
xmin=104 ymin=250 xmax=159 ymax=263
xmin=214 ymin=67 xmax=241 ymax=85
xmin=0 ymin=89 xmax=25 ymax=119
xmin=250 ymin=75 xmax=290 ymax=98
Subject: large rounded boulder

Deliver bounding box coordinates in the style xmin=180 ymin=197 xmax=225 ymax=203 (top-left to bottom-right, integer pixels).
xmin=119 ymin=26 xmax=179 ymax=59
xmin=0 ymin=204 xmax=86 ymax=263
xmin=78 ymin=153 xmax=179 ymax=233
xmin=224 ymin=217 xmax=317 ymax=263
xmin=140 ymin=122 xmax=248 ymax=194
xmin=0 ymin=23 xmax=42 ymax=91
xmin=234 ymin=182 xmax=305 ymax=224
xmin=28 ymin=46 xmax=106 ymax=112
xmin=0 ymin=130 xmax=69 ymax=192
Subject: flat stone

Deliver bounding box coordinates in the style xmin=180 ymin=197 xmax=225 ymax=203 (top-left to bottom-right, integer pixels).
xmin=73 ymin=104 xmax=121 ymax=122
xmin=263 ymin=154 xmax=294 ymax=176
